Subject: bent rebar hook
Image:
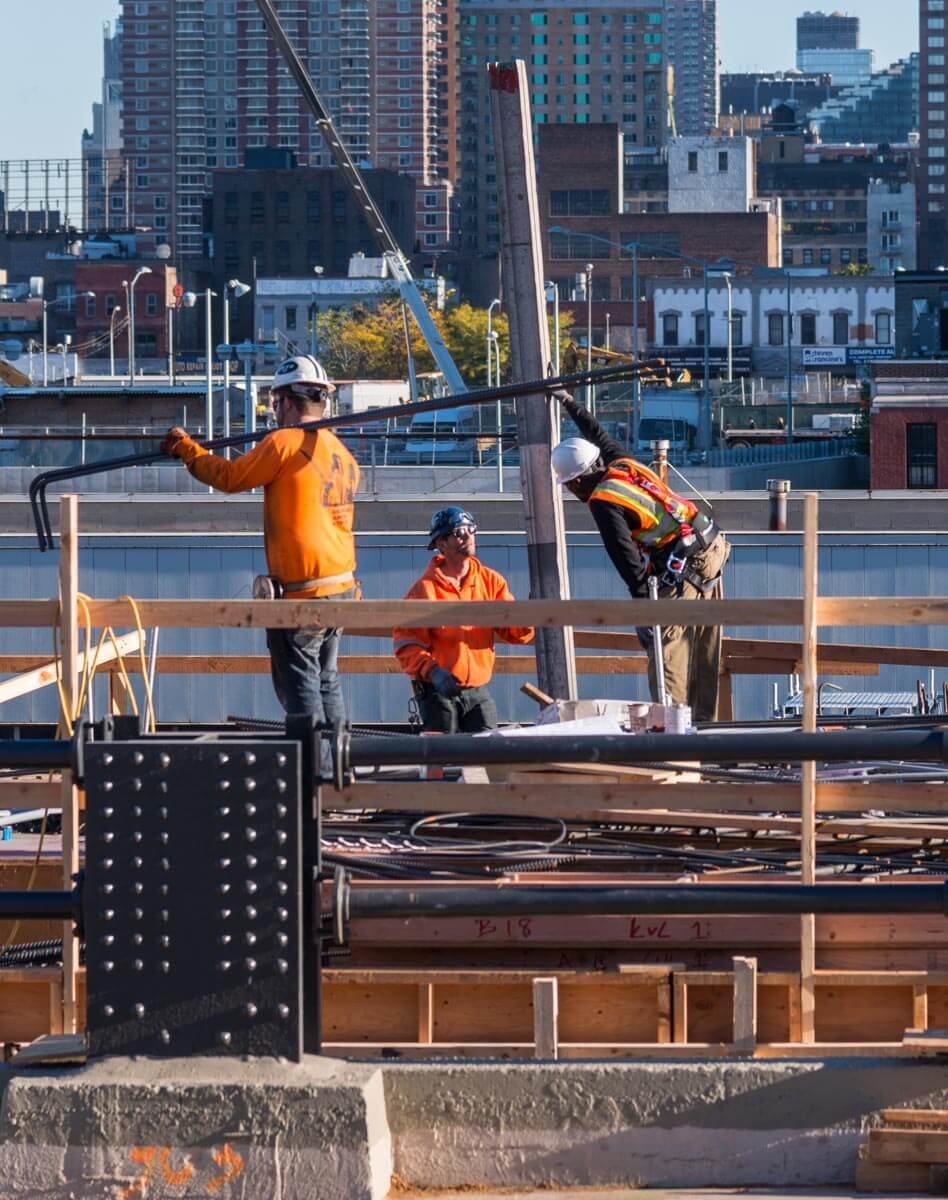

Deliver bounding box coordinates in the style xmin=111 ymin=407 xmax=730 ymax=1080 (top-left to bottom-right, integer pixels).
xmin=29 ymin=361 xmax=666 ymax=550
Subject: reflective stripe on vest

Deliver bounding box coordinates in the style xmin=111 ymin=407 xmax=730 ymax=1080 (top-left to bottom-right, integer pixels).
xmin=590 ymin=458 xmax=698 ymax=549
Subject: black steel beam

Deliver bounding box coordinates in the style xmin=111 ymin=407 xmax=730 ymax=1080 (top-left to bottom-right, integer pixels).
xmin=0 ymin=740 xmax=72 ymax=769
xmin=0 ymin=891 xmax=77 ymax=921
xmin=342 ymin=881 xmax=948 ymax=921
xmin=345 ymin=727 xmax=948 ymax=771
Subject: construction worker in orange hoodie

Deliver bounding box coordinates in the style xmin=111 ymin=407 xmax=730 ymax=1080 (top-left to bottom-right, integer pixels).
xmin=161 ymin=355 xmax=359 ymax=723
xmin=393 ymin=507 xmax=534 ymax=733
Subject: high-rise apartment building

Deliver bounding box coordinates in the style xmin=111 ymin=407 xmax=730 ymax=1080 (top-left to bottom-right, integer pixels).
xmin=120 ymin=0 xmax=456 ymax=260
xmin=797 ymin=11 xmax=859 ymax=53
xmin=920 ymin=0 xmax=948 ymax=268
xmin=665 ymin=0 xmax=718 ymax=136
xmin=457 ymin=0 xmax=667 ymax=256
xmin=81 ymin=20 xmax=126 ymax=232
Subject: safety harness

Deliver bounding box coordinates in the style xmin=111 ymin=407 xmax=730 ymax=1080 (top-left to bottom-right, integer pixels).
xmin=590 ymin=457 xmax=721 ymax=592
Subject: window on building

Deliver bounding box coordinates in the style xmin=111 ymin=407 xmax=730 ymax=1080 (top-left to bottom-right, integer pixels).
xmin=285 ymin=306 xmax=297 ymax=331
xmin=85 ymin=295 xmax=96 ymax=318
xmin=840 ymin=247 xmax=852 ymax=264
xmin=800 ymin=312 xmax=816 ymax=345
xmin=105 ymin=293 xmax=117 ymax=316
xmin=803 ymin=248 xmax=814 ymax=266
xmin=768 ymin=313 xmax=784 ymax=346
xmin=729 ymin=314 xmax=744 ymax=345
xmin=694 ymin=312 xmax=706 ymax=346
xmin=783 ymin=247 xmax=794 ymax=266
xmin=820 ymin=247 xmax=832 ymax=265
xmin=833 ymin=312 xmax=849 ymax=345
xmin=875 ymin=311 xmax=892 ymax=345
xmin=145 ymin=293 xmax=158 ymax=317
xmin=718 ymin=150 xmax=728 ymax=172
xmin=662 ymin=313 xmax=678 ymax=345
xmin=687 ymin=150 xmax=698 ymax=172
xmin=907 ymin=422 xmax=938 ymax=488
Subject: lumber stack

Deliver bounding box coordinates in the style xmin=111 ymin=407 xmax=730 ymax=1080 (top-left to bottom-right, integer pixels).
xmin=856 ymin=1109 xmax=948 ymax=1193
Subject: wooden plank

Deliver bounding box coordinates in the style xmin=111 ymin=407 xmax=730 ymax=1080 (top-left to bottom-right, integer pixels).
xmin=673 ymin=974 xmax=687 ymax=1044
xmin=0 ymin=782 xmax=61 ymax=805
xmin=532 ymin=977 xmax=559 ymax=1060
xmin=0 ymin=631 xmax=141 ymax=706
xmin=0 ymin=601 xmax=59 ymax=628
xmin=732 ymin=956 xmax=757 ymax=1054
xmin=334 ymin=780 xmax=948 ymax=817
xmin=417 ymin=983 xmax=434 ymax=1046
xmin=324 ymin=1041 xmax=926 ymax=1060
xmin=881 ymin=1109 xmax=948 ymax=1128
xmin=717 ymin=670 xmax=734 ymax=721
xmin=657 ymin=977 xmax=672 ymax=1044
xmin=85 ymin=597 xmax=806 ymax=631
xmin=800 ymin=492 xmax=818 ymax=1047
xmin=854 ymin=1159 xmax=931 ymax=1192
xmin=868 ymin=1128 xmax=948 ymax=1163
xmin=819 ymin=598 xmax=948 ymax=627
xmin=914 ymin=982 xmax=929 ymax=1034
xmin=59 ymin=495 xmax=79 ymax=1038
xmin=817 ymin=984 xmax=915 ymax=1043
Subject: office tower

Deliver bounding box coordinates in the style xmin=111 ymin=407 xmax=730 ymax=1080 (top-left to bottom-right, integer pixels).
xmin=797 ymin=10 xmax=859 ymax=52
xmin=665 ymin=0 xmax=718 ymax=136
xmin=458 ymin=0 xmax=667 ymax=256
xmin=121 ymin=0 xmax=456 ymax=259
xmin=796 ymin=9 xmax=872 ymax=86
xmin=808 ymin=54 xmax=920 ymax=145
xmin=920 ymin=0 xmax=948 ymax=268
xmin=81 ymin=20 xmax=126 ymax=232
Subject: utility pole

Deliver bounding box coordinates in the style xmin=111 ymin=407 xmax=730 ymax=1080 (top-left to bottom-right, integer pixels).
xmin=489 ymin=60 xmax=576 ymax=700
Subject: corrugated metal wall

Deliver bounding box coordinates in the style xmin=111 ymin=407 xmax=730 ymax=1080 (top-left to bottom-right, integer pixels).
xmin=1 ymin=531 xmax=945 ymax=725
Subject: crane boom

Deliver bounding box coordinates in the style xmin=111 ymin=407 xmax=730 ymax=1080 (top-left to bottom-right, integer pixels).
xmin=252 ymin=0 xmax=467 ymax=394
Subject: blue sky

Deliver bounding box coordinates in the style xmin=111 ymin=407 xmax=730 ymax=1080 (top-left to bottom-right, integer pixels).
xmin=0 ymin=1 xmax=923 ymax=163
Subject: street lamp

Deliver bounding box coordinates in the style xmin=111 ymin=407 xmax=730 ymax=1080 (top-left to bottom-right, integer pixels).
xmin=42 ymin=292 xmax=94 ymax=386
xmin=584 ymin=262 xmax=594 ymax=413
xmin=605 ymin=312 xmax=611 ymax=351
xmin=127 ymin=266 xmax=152 ymax=385
xmin=722 ymin=272 xmax=734 ymax=385
xmin=544 ymin=280 xmax=561 ymax=376
xmin=109 ymin=305 xmax=122 ymax=378
xmin=486 ymin=298 xmax=501 ymax=388
xmin=222 ymin=279 xmax=252 ymax=439
xmin=181 ymin=289 xmax=218 ymax=439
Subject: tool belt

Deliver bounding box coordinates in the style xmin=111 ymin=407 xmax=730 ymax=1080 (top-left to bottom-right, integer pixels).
xmin=657 ymin=518 xmax=721 ymax=594
xmin=252 ymin=571 xmax=355 ymax=600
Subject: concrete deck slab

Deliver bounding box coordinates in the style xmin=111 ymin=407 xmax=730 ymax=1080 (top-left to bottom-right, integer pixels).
xmin=0 ymin=1054 xmax=392 ymax=1200
xmin=394 ymin=1192 xmax=927 ymax=1199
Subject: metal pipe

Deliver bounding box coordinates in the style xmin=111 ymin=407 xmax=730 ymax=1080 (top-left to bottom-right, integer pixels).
xmin=30 ymin=361 xmax=658 ymax=551
xmin=343 ymin=880 xmax=948 ymax=921
xmin=0 ymin=891 xmax=76 ymax=921
xmin=345 ymin=727 xmax=948 ymax=771
xmin=768 ymin=478 xmax=790 ymax=532
xmin=0 ymin=740 xmax=72 ymax=769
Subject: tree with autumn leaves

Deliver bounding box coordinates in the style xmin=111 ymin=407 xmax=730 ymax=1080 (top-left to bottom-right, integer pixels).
xmin=313 ymin=300 xmax=573 ymax=385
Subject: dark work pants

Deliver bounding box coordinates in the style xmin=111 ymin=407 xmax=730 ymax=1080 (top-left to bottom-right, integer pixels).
xmin=413 ymin=681 xmax=499 ymax=734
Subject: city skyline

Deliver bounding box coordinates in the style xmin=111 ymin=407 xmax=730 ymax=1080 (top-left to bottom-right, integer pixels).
xmin=0 ymin=0 xmax=925 ymax=164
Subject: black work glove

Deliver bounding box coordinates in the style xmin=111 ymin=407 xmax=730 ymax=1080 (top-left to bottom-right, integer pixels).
xmin=429 ymin=666 xmax=462 ymax=699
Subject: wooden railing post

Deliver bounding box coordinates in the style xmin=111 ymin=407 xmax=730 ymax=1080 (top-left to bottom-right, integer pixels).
xmin=800 ymin=493 xmax=819 ymax=1044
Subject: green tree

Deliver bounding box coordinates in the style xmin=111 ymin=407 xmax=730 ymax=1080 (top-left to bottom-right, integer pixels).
xmin=837 ymin=262 xmax=872 ymax=277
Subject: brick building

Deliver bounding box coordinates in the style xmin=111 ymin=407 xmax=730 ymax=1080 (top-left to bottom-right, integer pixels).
xmin=870 ymin=361 xmax=948 ymax=489
xmin=74 ymin=259 xmax=178 ymax=360
xmin=209 ymin=160 xmax=415 ymax=341
xmin=537 ymin=123 xmax=780 ymax=345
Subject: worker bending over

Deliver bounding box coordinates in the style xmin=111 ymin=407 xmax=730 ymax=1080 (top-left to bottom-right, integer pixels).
xmin=394 ymin=507 xmax=534 ymax=732
xmin=551 ymin=392 xmax=730 ymax=722
xmin=161 ymin=355 xmax=359 ymax=723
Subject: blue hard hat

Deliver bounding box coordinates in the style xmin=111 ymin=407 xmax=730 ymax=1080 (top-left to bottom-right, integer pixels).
xmin=427 ymin=506 xmax=476 ymax=550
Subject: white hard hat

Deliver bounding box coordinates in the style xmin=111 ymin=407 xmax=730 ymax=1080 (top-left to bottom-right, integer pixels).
xmin=551 ymin=437 xmax=601 ymax=485
xmin=272 ymin=354 xmax=335 ymax=394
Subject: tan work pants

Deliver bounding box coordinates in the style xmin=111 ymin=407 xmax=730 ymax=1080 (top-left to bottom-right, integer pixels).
xmin=646 ymin=534 xmax=731 ymax=723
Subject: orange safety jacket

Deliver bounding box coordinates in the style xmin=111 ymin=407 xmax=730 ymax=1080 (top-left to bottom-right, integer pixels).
xmin=393 ymin=555 xmax=534 ymax=688
xmin=589 ymin=456 xmax=699 ymax=549
xmin=175 ymin=426 xmax=359 ymax=598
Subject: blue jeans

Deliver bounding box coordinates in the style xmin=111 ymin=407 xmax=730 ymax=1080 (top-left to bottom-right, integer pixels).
xmin=266 ymin=587 xmax=355 ymax=723
xmin=413 ymin=681 xmax=498 ymax=734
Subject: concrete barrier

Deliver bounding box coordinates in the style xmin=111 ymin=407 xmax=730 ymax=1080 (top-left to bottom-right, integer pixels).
xmin=0 ymin=1056 xmax=391 ymax=1200
xmin=382 ymin=1058 xmax=948 ymax=1189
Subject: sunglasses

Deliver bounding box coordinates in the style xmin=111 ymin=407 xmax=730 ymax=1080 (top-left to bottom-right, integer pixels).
xmin=447 ymin=524 xmax=477 ymax=538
